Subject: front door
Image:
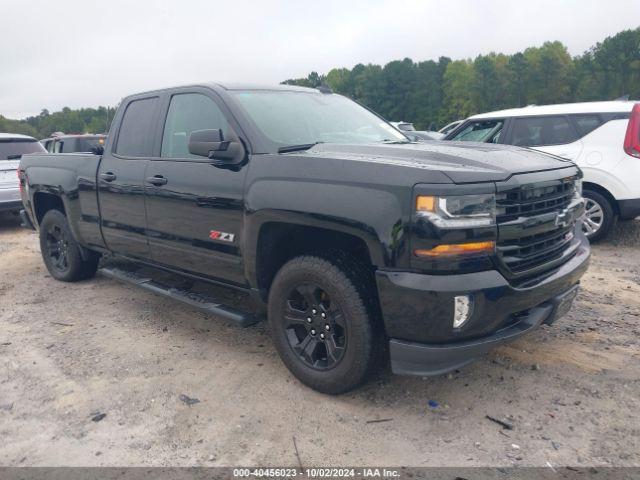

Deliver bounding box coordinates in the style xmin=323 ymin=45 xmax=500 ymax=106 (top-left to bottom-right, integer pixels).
xmin=144 ymin=91 xmax=248 ymax=285
xmin=97 ymin=95 xmax=161 ymax=259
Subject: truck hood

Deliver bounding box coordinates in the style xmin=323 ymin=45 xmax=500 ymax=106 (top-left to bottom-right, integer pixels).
xmin=306 ymin=141 xmax=574 ymax=183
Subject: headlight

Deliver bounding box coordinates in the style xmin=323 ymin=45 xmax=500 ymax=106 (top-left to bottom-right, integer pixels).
xmin=416 ymin=193 xmax=496 ymax=228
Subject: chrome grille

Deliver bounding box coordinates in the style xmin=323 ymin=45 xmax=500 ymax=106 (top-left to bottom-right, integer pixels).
xmin=497 ymin=181 xmax=575 ymax=223
xmin=496 ymin=179 xmax=578 ymax=276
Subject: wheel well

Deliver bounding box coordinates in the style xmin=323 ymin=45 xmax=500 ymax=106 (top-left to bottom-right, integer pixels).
xmin=255 ymin=223 xmax=375 ymax=298
xmin=33 ymin=192 xmax=65 ymax=225
xmin=583 ymin=182 xmax=619 ymax=216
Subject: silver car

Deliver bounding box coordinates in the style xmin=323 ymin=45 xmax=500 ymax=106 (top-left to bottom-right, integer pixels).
xmin=1 ymin=133 xmax=45 ymax=215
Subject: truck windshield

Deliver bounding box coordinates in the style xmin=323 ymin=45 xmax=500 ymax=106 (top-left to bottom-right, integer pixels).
xmin=230 ymin=90 xmax=407 ymax=150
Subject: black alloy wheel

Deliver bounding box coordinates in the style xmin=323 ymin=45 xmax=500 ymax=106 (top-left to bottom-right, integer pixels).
xmin=283 ymin=283 xmax=347 ymax=370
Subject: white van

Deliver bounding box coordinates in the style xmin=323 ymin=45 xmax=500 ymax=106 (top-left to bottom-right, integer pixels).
xmin=444 ymin=101 xmax=640 ymax=241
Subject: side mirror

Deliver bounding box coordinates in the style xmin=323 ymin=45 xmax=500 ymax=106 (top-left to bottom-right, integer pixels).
xmin=91 ymin=145 xmax=105 ymax=155
xmin=188 ymin=129 xmax=245 ymax=164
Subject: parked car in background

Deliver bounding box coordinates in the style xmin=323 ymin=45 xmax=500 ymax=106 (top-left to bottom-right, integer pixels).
xmin=410 ymin=130 xmax=445 ymax=141
xmin=391 ymin=121 xmax=444 ymax=141
xmin=444 ymin=101 xmax=640 ymax=241
xmin=41 ymin=134 xmax=107 ymax=154
xmin=390 ymin=121 xmax=416 ymax=132
xmin=439 ymin=120 xmax=463 ymax=136
xmin=1 ymin=133 xmax=45 ymax=216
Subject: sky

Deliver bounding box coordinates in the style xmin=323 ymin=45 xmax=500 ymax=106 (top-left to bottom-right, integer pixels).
xmin=2 ymin=0 xmax=639 ymax=119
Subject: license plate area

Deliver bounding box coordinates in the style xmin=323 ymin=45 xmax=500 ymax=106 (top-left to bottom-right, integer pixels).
xmin=551 ymin=285 xmax=579 ymax=322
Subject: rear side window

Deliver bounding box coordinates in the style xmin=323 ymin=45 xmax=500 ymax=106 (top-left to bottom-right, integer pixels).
xmin=572 ymin=115 xmax=603 ymax=137
xmin=449 ymin=120 xmax=504 ymax=143
xmin=115 ymin=97 xmax=159 ymax=157
xmin=161 ymin=93 xmax=230 ymax=159
xmin=0 ymin=139 xmax=45 ymax=160
xmin=511 ymin=116 xmax=577 ymax=147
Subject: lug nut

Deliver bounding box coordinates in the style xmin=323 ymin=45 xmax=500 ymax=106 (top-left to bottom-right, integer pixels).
xmin=325 ymin=324 xmax=330 ymax=331
xmin=310 ymin=329 xmax=316 ymax=335
xmin=312 ymin=309 xmax=317 ymax=315
xmin=319 ymin=333 xmax=325 ymax=339
xmin=306 ymin=317 xmax=312 ymax=323
xmin=321 ymin=312 xmax=326 ymax=319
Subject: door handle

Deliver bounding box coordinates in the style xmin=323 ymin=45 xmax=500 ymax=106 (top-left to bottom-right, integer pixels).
xmin=146 ymin=175 xmax=168 ymax=186
xmin=100 ymin=172 xmax=116 ymax=182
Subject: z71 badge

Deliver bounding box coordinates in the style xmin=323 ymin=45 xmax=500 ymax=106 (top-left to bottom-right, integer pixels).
xmin=209 ymin=230 xmax=235 ymax=242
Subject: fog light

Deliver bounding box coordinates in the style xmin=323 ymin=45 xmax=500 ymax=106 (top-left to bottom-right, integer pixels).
xmin=453 ymin=295 xmax=473 ymax=329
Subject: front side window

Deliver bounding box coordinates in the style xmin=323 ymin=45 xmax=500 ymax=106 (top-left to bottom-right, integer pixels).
xmin=449 ymin=120 xmax=504 ymax=143
xmin=115 ymin=97 xmax=159 ymax=157
xmin=161 ymin=93 xmax=230 ymax=159
xmin=511 ymin=116 xmax=577 ymax=147
xmin=230 ymin=91 xmax=407 ymax=149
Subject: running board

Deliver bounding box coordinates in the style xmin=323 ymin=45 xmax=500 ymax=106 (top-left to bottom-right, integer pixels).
xmin=99 ymin=266 xmax=259 ymax=327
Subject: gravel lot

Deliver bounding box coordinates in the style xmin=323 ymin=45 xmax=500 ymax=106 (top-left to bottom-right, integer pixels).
xmin=1 ymin=216 xmax=639 ymax=467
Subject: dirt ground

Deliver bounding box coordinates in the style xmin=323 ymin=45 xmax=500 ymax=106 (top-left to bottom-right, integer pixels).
xmin=1 ymin=215 xmax=639 ymax=468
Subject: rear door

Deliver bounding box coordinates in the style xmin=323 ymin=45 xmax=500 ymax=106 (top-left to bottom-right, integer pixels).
xmin=143 ymin=88 xmax=248 ymax=284
xmin=504 ymin=115 xmax=583 ymax=161
xmin=97 ymin=95 xmax=162 ymax=259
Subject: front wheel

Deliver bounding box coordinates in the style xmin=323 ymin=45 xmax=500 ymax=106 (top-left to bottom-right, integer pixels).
xmin=268 ymin=255 xmax=381 ymax=394
xmin=581 ymin=190 xmax=615 ymax=242
xmin=39 ymin=209 xmax=100 ymax=282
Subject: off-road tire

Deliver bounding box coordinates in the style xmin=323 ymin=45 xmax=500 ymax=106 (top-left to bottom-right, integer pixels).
xmin=268 ymin=253 xmax=382 ymax=394
xmin=39 ymin=209 xmax=99 ymax=282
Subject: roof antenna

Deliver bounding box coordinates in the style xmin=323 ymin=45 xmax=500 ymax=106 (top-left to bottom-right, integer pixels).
xmin=317 ymin=84 xmax=333 ymax=94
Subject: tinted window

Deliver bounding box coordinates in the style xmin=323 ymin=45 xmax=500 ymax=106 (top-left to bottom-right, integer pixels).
xmin=115 ymin=97 xmax=159 ymax=157
xmin=161 ymin=93 xmax=230 ymax=159
xmin=449 ymin=120 xmax=504 ymax=143
xmin=511 ymin=116 xmax=577 ymax=147
xmin=573 ymin=115 xmax=602 ymax=137
xmin=0 ymin=139 xmax=45 ymax=160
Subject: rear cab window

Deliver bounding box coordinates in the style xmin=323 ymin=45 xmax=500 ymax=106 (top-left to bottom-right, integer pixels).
xmin=448 ymin=119 xmax=504 ymax=143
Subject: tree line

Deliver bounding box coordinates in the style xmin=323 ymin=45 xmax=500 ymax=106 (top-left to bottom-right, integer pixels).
xmin=0 ymin=106 xmax=115 ymax=140
xmin=1 ymin=27 xmax=638 ymax=138
xmin=283 ymin=28 xmax=640 ymax=130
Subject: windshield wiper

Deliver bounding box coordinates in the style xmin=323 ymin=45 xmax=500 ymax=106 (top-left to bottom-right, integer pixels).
xmin=381 ymin=139 xmax=411 ymax=144
xmin=277 ymin=142 xmax=322 ymax=154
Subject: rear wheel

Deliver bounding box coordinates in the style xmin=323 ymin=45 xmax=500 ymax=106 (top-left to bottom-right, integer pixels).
xmin=582 ymin=189 xmax=615 ymax=242
xmin=268 ymin=254 xmax=381 ymax=394
xmin=39 ymin=209 xmax=99 ymax=281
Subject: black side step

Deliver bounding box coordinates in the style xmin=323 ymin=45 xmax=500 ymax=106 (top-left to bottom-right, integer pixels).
xmin=99 ymin=266 xmax=259 ymax=327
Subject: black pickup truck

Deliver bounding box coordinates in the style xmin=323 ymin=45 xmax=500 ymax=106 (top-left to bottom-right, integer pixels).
xmin=19 ymin=83 xmax=590 ymax=393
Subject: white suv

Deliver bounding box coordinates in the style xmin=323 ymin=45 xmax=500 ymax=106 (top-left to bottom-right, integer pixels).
xmin=444 ymin=101 xmax=640 ymax=241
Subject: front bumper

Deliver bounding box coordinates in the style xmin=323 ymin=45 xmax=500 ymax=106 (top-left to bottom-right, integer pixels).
xmin=376 ymin=234 xmax=590 ymax=376
xmin=390 ymin=285 xmax=578 ymax=375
